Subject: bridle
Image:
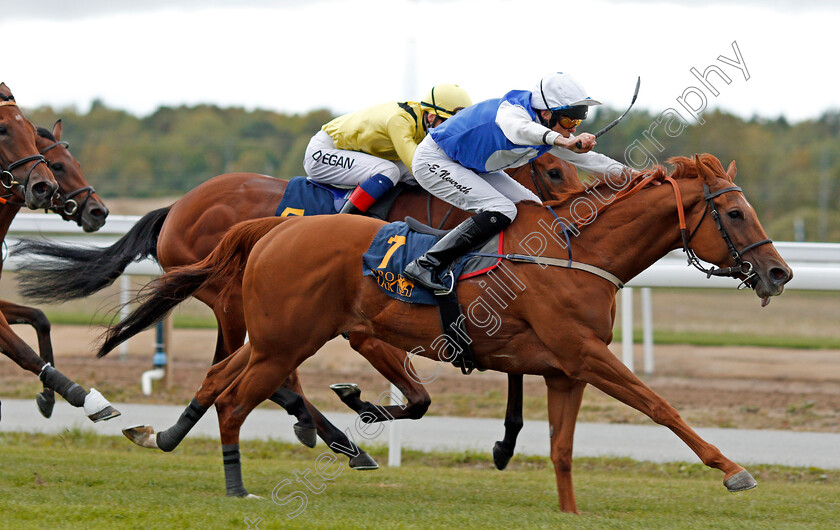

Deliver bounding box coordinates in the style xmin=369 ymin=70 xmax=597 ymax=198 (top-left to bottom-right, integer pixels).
xmin=0 ymin=100 xmax=49 ymax=204
xmin=40 ymin=139 xmax=96 ymax=217
xmin=664 ymin=176 xmax=773 ymax=288
xmin=528 ymin=160 xmax=554 ymax=202
xmin=518 ymin=171 xmax=775 ymax=290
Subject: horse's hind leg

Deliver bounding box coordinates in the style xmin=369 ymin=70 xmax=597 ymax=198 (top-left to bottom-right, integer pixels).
xmin=0 ymin=300 xmax=57 ymax=417
xmin=215 ymin=344 xmax=319 ymax=497
xmin=123 ymin=343 xmax=253 ymax=451
xmin=573 ymin=338 xmax=756 ymax=491
xmin=330 ymin=333 xmax=431 ymax=422
xmin=283 ymin=370 xmax=378 ymax=470
xmin=544 ymin=374 xmax=586 ymax=514
xmin=211 ymin=295 xmax=319 ymax=448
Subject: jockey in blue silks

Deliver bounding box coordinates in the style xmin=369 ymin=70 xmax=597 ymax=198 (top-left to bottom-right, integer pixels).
xmin=403 ymin=72 xmax=632 ymax=292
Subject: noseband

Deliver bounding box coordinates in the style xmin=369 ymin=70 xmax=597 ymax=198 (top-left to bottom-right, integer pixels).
xmin=40 ymin=139 xmax=96 ymax=217
xmin=665 ymin=176 xmax=773 ymax=288
xmin=0 ymin=101 xmax=49 ymax=200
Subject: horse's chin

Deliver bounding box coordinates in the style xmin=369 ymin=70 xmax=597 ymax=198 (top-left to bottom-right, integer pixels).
xmin=754 ymin=280 xmax=784 ymax=307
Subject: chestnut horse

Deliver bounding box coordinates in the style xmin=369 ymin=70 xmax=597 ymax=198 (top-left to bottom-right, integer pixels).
xmin=0 ymin=83 xmax=117 ymax=423
xmin=15 ymin=154 xmax=581 ymax=467
xmin=106 ymin=154 xmax=791 ymax=512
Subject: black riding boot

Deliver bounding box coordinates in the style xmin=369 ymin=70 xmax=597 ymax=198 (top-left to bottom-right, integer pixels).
xmin=403 ymin=211 xmax=511 ymax=292
xmin=338 ymin=199 xmax=364 ymax=215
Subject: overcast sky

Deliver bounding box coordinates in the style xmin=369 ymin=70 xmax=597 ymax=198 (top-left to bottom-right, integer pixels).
xmin=2 ymin=0 xmax=838 ymax=123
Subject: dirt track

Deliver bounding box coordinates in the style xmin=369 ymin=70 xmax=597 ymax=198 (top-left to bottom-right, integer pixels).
xmin=1 ymin=324 xmax=838 ymax=433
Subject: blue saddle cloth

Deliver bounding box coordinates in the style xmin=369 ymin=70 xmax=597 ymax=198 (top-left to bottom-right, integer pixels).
xmin=362 ymin=221 xmax=503 ymax=305
xmin=274 ymin=177 xmax=350 ymax=217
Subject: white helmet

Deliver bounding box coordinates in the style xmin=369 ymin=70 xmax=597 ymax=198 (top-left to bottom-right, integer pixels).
xmin=531 ymin=72 xmax=601 ymax=114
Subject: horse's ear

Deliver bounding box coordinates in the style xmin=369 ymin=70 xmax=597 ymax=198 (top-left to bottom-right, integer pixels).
xmin=693 ymin=154 xmax=718 ymax=186
xmin=0 ymin=82 xmax=12 ymax=99
xmin=726 ymin=160 xmax=737 ymax=181
xmin=52 ymin=119 xmax=63 ymax=141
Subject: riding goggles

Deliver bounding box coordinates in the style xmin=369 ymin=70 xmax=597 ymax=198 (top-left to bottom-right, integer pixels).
xmin=558 ymin=116 xmax=583 ymax=130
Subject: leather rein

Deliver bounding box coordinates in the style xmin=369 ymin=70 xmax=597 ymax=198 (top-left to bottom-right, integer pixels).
xmin=507 ymin=172 xmax=773 ymax=289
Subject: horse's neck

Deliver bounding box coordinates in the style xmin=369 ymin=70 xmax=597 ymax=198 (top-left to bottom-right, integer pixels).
xmin=511 ymin=178 xmax=707 ymax=284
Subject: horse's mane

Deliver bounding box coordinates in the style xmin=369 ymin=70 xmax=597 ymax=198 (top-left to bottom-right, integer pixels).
xmin=36 ymin=127 xmax=56 ymax=141
xmin=542 ymin=153 xmax=728 ymax=209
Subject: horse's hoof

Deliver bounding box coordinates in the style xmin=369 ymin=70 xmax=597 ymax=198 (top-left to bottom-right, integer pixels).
xmin=293 ymin=423 xmax=317 ymax=448
xmin=84 ymin=388 xmax=120 ymax=422
xmin=36 ymin=391 xmax=55 ymax=418
xmin=89 ymin=405 xmax=121 ymax=423
xmin=244 ymin=493 xmax=263 ymax=500
xmin=492 ymin=441 xmax=513 ymax=470
xmin=724 ymin=469 xmax=758 ymax=492
xmin=123 ymin=425 xmax=160 ymax=449
xmin=349 ymin=452 xmax=379 ymax=470
xmin=330 ymin=383 xmax=361 ymax=402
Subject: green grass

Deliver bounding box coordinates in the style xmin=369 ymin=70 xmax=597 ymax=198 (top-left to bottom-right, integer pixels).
xmin=611 ymin=329 xmax=840 ymax=350
xmin=38 ymin=311 xmax=219 ymax=329
xmin=0 ymin=431 xmax=837 ymax=529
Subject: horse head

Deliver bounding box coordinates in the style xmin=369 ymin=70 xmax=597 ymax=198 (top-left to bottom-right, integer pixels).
xmin=0 ymin=83 xmax=59 ymax=210
xmin=515 ymin=154 xmax=585 ymax=201
xmin=36 ymin=120 xmax=109 ymax=232
xmin=677 ymin=153 xmax=792 ymax=305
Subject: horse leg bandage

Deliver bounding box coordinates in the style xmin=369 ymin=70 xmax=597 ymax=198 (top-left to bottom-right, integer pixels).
xmin=223 ymin=443 xmax=249 ymax=497
xmin=39 ymin=365 xmax=87 ymax=407
xmin=156 ymin=398 xmax=207 ymax=452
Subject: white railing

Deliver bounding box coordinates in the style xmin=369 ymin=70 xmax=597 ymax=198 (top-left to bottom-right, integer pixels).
xmin=6 ymin=213 xmax=840 ymax=373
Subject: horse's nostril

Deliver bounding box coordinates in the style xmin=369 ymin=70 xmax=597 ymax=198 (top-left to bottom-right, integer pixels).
xmin=32 ymin=182 xmax=53 ymax=197
xmin=769 ymin=266 xmax=791 ymax=285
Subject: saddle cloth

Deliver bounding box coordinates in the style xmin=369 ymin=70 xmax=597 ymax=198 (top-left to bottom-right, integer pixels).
xmin=362 ymin=221 xmax=503 ymax=305
xmin=274 ymin=177 xmax=415 ymax=219
xmin=274 ymin=177 xmax=349 ymax=217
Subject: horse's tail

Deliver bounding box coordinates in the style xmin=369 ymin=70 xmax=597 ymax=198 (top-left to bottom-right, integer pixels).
xmin=98 ymin=216 xmax=286 ymax=358
xmin=14 ymin=206 xmax=170 ymax=304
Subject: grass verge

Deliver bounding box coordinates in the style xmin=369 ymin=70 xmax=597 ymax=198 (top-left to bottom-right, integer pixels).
xmin=0 ymin=431 xmax=837 ymax=529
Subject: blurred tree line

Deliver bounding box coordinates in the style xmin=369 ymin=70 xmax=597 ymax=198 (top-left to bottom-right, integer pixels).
xmin=25 ymin=101 xmax=840 ymax=242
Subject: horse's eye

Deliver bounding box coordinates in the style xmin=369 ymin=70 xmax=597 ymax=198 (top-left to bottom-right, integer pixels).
xmin=50 ymin=162 xmax=64 ymax=172
xmin=727 ymin=210 xmax=743 ymax=220
xmin=0 ymin=125 xmax=7 ymax=135
xmin=547 ymin=169 xmax=563 ymax=180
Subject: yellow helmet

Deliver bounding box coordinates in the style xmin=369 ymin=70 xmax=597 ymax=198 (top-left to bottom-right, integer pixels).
xmin=420 ymin=83 xmax=472 ymax=119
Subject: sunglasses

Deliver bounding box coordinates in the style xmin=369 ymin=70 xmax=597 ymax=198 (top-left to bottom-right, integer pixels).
xmin=558 ymin=116 xmax=583 ymax=130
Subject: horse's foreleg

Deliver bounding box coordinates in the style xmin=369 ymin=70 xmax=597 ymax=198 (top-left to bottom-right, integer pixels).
xmin=0 ymin=300 xmax=56 ymax=417
xmin=331 ymin=333 xmax=431 ymax=422
xmin=573 ymin=338 xmax=756 ymax=491
xmin=0 ymin=314 xmax=118 ymax=423
xmin=283 ymin=369 xmax=379 ymax=470
xmin=492 ymin=374 xmax=524 ymax=470
xmin=544 ymin=374 xmax=586 ymax=514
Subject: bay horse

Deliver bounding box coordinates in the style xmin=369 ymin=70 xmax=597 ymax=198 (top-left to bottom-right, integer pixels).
xmin=15 ymin=154 xmax=581 ymax=468
xmin=105 ymin=154 xmax=791 ymax=512
xmin=16 ymin=121 xmax=110 ymax=417
xmin=0 ymin=83 xmax=118 ymax=423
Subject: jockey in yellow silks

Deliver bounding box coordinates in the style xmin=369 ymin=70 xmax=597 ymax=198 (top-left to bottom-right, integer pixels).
xmin=303 ymin=84 xmax=473 ymax=215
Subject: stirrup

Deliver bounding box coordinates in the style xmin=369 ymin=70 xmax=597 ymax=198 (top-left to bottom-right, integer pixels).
xmin=433 ymin=270 xmax=455 ymax=296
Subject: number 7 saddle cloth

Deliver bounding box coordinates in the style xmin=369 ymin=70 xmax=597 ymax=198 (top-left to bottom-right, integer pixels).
xmin=362 ymin=220 xmax=503 ymax=305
